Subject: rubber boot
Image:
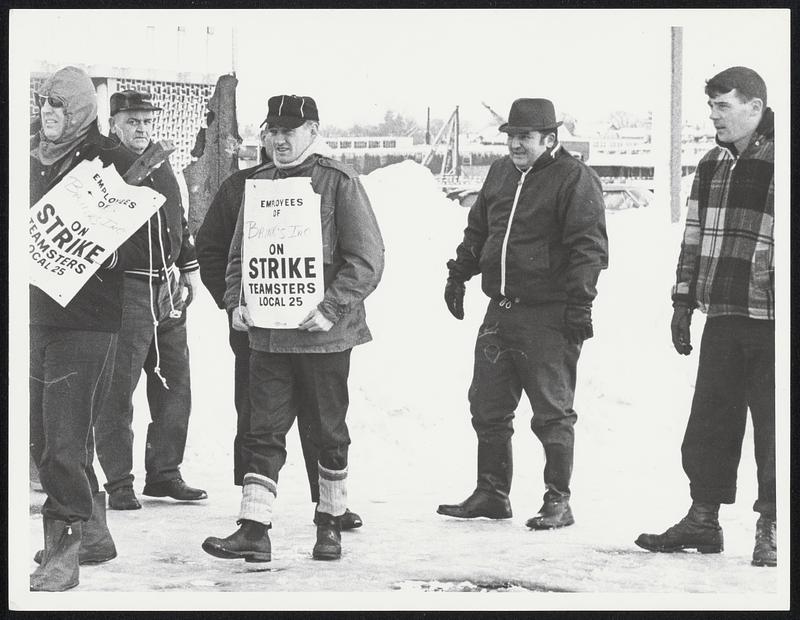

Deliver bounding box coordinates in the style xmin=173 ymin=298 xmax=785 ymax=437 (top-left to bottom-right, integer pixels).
xmin=312 ymin=512 xmax=342 ymax=560
xmin=34 ymin=492 xmax=116 ymax=565
xmin=635 ymin=501 xmax=723 ymax=553
xmin=202 ymin=520 xmax=272 ymax=562
xmin=752 ymin=515 xmax=776 ymax=567
xmin=437 ymin=439 xmax=513 ymax=519
xmin=30 ymin=519 xmax=81 ymax=592
xmin=526 ymin=443 xmax=575 ymax=530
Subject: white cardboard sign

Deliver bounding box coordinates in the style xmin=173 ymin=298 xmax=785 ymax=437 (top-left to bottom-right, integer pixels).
xmin=29 ymin=157 xmax=166 ymax=307
xmin=242 ymin=177 xmax=325 ymax=328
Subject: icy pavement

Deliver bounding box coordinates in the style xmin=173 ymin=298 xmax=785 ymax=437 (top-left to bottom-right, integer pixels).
xmin=25 ymin=161 xmax=784 ymax=608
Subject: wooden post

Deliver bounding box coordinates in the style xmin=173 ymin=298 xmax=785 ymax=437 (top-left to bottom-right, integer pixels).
xmin=670 ymin=26 xmax=683 ymax=223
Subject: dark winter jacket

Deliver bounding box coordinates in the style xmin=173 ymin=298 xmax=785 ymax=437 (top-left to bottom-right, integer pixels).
xmin=197 ymin=165 xmax=260 ymax=309
xmin=672 ymin=108 xmax=774 ymax=320
xmin=223 ymin=155 xmax=385 ymax=353
xmin=448 ymin=144 xmax=608 ymax=308
xmin=107 ymin=134 xmax=199 ymax=279
xmin=30 ymin=125 xmax=152 ymax=331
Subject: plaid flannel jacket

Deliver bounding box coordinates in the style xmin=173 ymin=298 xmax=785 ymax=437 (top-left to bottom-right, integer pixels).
xmin=672 ymin=108 xmax=774 ymax=320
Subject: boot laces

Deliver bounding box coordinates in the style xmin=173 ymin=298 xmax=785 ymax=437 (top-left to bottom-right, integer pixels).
xmin=756 ymin=518 xmax=776 ymax=546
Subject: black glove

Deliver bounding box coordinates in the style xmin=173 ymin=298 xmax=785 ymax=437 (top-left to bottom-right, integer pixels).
xmin=444 ymin=277 xmax=465 ymax=320
xmin=564 ymin=304 xmax=593 ymax=345
xmin=670 ymin=304 xmax=693 ymax=355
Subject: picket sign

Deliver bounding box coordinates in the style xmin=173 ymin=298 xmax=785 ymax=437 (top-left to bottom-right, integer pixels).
xmin=29 ymin=157 xmax=166 ymax=307
xmin=241 ymin=177 xmax=325 ymax=328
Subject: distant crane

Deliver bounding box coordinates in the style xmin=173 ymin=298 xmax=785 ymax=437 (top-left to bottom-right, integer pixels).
xmin=421 ymin=106 xmax=461 ymax=185
xmin=481 ymin=101 xmax=507 ymax=125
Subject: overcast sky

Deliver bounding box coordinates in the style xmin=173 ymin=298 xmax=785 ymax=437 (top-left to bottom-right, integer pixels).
xmin=13 ymin=8 xmax=790 ymax=133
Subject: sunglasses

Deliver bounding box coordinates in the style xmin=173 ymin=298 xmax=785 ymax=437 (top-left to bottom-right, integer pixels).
xmin=36 ymin=94 xmax=66 ymax=109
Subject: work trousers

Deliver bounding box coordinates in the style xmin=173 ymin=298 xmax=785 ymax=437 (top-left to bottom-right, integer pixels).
xmin=243 ymin=349 xmax=351 ymax=484
xmin=94 ymin=276 xmax=192 ymax=491
xmin=228 ymin=318 xmax=320 ymax=499
xmin=682 ymin=316 xmax=775 ymax=517
xmin=468 ymin=300 xmax=580 ymax=496
xmin=30 ymin=325 xmax=115 ymax=522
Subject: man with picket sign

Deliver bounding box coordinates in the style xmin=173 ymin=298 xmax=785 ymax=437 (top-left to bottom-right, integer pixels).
xmin=29 ymin=66 xmax=164 ymax=590
xmin=202 ymin=94 xmax=384 ymax=563
xmin=196 ymin=126 xmax=364 ymax=530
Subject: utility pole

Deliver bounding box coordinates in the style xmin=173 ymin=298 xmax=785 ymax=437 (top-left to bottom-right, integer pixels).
xmin=425 ymin=107 xmax=431 ymax=145
xmin=670 ymin=26 xmax=683 ymax=223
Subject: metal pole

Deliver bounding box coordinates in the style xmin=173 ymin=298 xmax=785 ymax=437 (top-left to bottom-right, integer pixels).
xmin=670 ymin=26 xmax=683 ymax=223
xmin=426 ymin=107 xmax=431 ymax=145
xmin=454 ymin=105 xmax=461 ymax=179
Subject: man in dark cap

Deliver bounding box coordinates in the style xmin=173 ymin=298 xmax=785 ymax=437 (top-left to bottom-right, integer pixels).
xmin=93 ymin=89 xmax=207 ymax=510
xmin=196 ymin=119 xmax=363 ymax=530
xmin=636 ymin=66 xmax=776 ymax=567
xmin=438 ymin=98 xmax=608 ymax=531
xmin=202 ymin=94 xmax=384 ymax=563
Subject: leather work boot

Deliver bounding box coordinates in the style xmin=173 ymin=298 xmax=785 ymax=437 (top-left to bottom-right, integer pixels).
xmin=30 ymin=519 xmax=82 ymax=592
xmin=315 ymin=507 xmax=363 ymax=530
xmin=313 ymin=512 xmax=342 ymax=560
xmin=437 ymin=489 xmax=513 ymax=519
xmin=635 ymin=502 xmax=723 ymax=554
xmin=143 ymin=478 xmax=208 ymax=501
xmin=108 ymin=486 xmax=141 ymax=510
xmin=526 ymin=499 xmax=575 ymax=530
xmin=35 ymin=492 xmax=116 ymax=565
xmin=751 ymin=515 xmax=777 ymax=567
xmin=202 ymin=519 xmax=271 ymax=562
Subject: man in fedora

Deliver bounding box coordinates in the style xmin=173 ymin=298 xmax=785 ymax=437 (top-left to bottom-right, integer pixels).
xmin=202 ymin=95 xmax=383 ymax=563
xmin=438 ymin=98 xmax=607 ymax=529
xmin=93 ymin=89 xmax=207 ymax=510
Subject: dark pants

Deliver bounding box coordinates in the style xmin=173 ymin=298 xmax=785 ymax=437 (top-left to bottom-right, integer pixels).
xmin=30 ymin=326 xmax=115 ymax=522
xmin=469 ymin=300 xmax=580 ymax=499
xmin=228 ymin=319 xmax=320 ymax=499
xmin=94 ymin=276 xmax=192 ymax=491
xmin=682 ymin=316 xmax=775 ymax=517
xmin=243 ymin=349 xmax=351 ymax=484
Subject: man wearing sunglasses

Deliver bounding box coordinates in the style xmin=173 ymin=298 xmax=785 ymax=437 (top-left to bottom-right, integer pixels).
xmin=29 ymin=66 xmax=151 ymax=591
xmin=92 ymin=90 xmax=207 ymax=511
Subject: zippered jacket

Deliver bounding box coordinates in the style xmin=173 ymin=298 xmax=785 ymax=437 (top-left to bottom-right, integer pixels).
xmin=107 ymin=134 xmax=199 ymax=279
xmin=448 ymin=145 xmax=608 ymax=308
xmin=223 ymin=155 xmax=385 ymax=353
xmin=30 ymin=125 xmax=153 ymax=331
xmin=672 ymin=108 xmax=774 ymax=320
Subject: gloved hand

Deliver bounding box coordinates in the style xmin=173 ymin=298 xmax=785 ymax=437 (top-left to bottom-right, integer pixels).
xmin=671 ymin=304 xmax=693 ymax=355
xmin=564 ymin=304 xmax=593 ymax=345
xmin=444 ymin=277 xmax=465 ymax=320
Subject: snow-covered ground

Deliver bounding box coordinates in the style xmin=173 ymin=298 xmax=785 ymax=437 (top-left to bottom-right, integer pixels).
xmin=25 ymin=161 xmax=784 ymax=609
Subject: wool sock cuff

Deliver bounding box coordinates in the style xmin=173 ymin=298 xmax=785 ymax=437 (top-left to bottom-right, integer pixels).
xmin=239 ymin=473 xmax=277 ymax=525
xmin=317 ymin=463 xmax=348 ymax=517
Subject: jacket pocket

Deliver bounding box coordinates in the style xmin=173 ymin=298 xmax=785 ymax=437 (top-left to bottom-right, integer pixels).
xmin=751 ymin=243 xmax=773 ymax=293
xmin=320 ymin=202 xmax=336 ymax=264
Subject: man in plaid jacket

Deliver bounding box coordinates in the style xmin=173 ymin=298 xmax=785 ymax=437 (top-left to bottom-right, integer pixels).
xmin=636 ymin=67 xmax=776 ymax=567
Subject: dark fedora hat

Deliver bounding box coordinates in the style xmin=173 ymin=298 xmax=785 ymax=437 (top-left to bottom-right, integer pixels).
xmin=262 ymin=95 xmax=319 ymax=129
xmin=499 ymin=98 xmax=562 ymax=133
xmin=110 ymin=90 xmax=162 ymax=116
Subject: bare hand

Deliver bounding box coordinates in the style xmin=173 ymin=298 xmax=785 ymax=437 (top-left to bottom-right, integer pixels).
xmin=297 ymin=308 xmax=334 ymax=332
xmin=179 ymin=271 xmax=200 ymax=308
xmin=232 ymin=305 xmax=253 ymax=332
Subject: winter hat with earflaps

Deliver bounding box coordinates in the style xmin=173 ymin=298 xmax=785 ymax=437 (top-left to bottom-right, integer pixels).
xmin=32 ymin=66 xmax=98 ymax=166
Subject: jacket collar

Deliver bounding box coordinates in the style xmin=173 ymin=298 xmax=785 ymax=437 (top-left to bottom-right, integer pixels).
xmin=512 ymin=142 xmax=563 ymax=176
xmin=715 ymin=107 xmax=774 ymax=157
